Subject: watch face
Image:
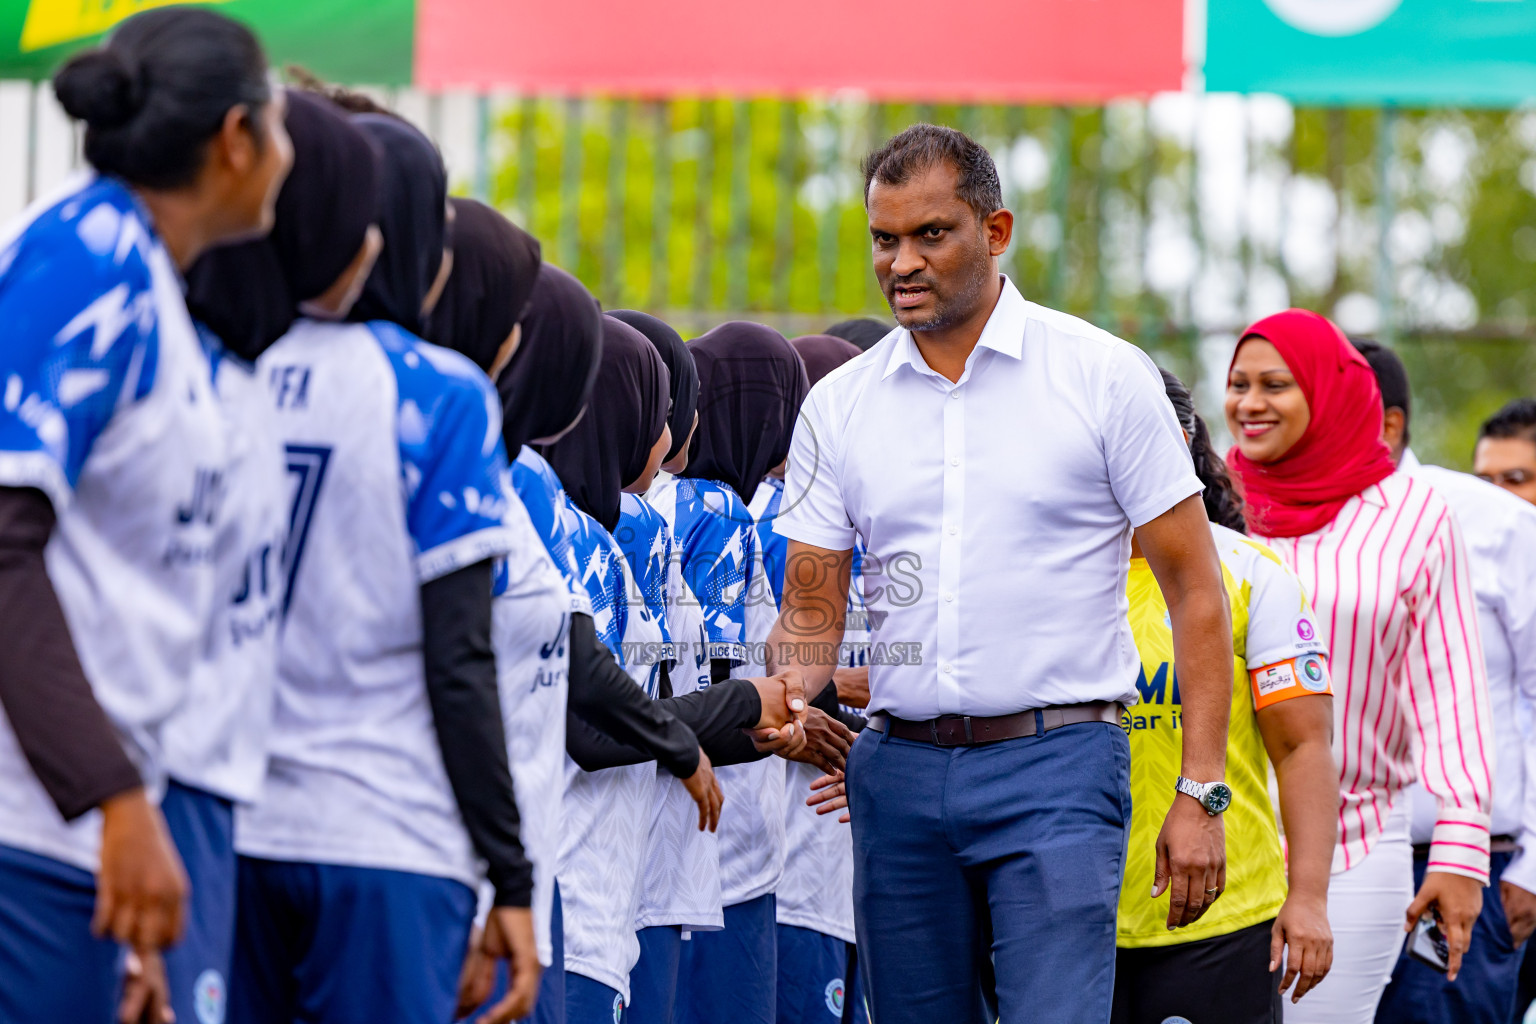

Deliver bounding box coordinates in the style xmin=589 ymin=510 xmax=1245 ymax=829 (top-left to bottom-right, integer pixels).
xmin=1203 ymin=783 xmax=1233 ymax=814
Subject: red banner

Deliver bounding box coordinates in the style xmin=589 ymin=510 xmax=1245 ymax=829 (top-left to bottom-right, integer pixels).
xmin=415 ymin=0 xmax=1185 ymax=100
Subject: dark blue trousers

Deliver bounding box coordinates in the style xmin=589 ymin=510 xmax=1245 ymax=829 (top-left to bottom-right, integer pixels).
xmin=565 ymin=971 xmax=625 ymax=1023
xmin=628 ymin=925 xmax=682 ymax=1024
xmin=162 ymin=780 xmax=236 ymax=1024
xmin=231 ymin=856 xmax=475 ymax=1024
xmin=0 ymin=843 xmax=119 ymax=1022
xmin=848 ymin=721 xmax=1131 ymax=1024
xmin=676 ymin=894 xmax=778 ymax=1024
xmin=1377 ymin=850 xmax=1522 ymax=1024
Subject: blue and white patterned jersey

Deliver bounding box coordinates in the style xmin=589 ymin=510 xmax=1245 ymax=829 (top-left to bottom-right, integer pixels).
xmin=234 ymin=318 xmax=516 ymax=888
xmin=160 ymin=333 xmax=287 ymax=805
xmin=558 ymin=498 xmax=662 ymax=1003
xmin=0 ymin=175 xmax=227 ymax=872
xmin=618 ymin=491 xmax=723 ymax=932
xmin=751 ymin=480 xmax=866 ymax=944
xmin=658 ymin=475 xmax=786 ymax=906
xmin=491 ymin=489 xmax=572 ymax=967
xmin=512 ymin=446 xmax=590 ymax=616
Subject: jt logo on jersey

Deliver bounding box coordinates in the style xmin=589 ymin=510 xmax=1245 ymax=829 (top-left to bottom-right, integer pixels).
xmin=176 ymin=467 xmax=226 ymax=527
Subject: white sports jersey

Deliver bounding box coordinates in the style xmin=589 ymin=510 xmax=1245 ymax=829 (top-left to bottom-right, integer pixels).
xmin=491 ymin=490 xmax=571 ymax=967
xmin=618 ymin=491 xmax=723 ymax=932
xmin=0 ymin=175 xmax=227 ymax=871
xmin=161 ymin=335 xmax=286 ymax=804
xmin=558 ymin=498 xmax=662 ymax=1003
xmin=235 ymin=318 xmax=515 ymax=888
xmin=752 ymin=478 xmax=861 ymax=943
xmin=669 ymin=476 xmax=786 ymax=906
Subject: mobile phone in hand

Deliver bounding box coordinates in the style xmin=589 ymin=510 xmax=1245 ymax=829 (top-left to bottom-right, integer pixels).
xmin=1407 ymin=913 xmax=1450 ymax=973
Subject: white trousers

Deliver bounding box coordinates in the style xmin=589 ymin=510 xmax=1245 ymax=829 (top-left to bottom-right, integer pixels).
xmin=1286 ymin=803 xmax=1414 ymax=1024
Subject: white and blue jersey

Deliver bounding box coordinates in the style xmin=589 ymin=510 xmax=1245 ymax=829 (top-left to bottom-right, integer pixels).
xmin=558 ymin=498 xmax=664 ymax=1003
xmin=512 ymin=446 xmax=591 ymax=617
xmin=234 ymin=318 xmax=515 ymax=890
xmin=0 ymin=175 xmax=227 ymax=872
xmin=160 ymin=331 xmax=286 ymax=805
xmin=657 ymin=476 xmax=785 ymax=908
xmin=751 ymin=481 xmax=866 ymax=945
xmin=491 ymin=489 xmax=572 ymax=967
xmin=616 ymin=492 xmax=722 ymax=933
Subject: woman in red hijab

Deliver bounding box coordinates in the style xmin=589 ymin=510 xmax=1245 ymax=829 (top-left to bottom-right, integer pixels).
xmin=1225 ymin=310 xmax=1492 ymax=1024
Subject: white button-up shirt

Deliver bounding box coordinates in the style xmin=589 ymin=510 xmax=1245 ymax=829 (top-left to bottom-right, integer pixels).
xmin=1401 ymin=451 xmax=1536 ymax=890
xmin=774 ymin=277 xmax=1201 ymax=719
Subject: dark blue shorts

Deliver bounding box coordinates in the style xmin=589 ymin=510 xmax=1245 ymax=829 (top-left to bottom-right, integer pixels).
xmin=0 ymin=842 xmax=119 ymax=1023
xmin=161 ymin=780 xmax=236 ymax=1024
xmin=565 ymin=970 xmax=625 ymax=1022
xmin=676 ymin=893 xmax=777 ymax=1024
xmin=627 ymin=924 xmax=682 ymax=1024
xmin=776 ymin=924 xmax=868 ymax=1024
xmin=230 ymin=856 xmax=475 ymax=1024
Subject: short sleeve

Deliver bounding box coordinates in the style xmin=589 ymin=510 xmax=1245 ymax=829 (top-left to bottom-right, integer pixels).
xmin=775 ymin=384 xmax=857 ymax=551
xmin=678 ymin=482 xmax=755 ymax=660
xmin=0 ymin=206 xmax=159 ymax=509
xmin=385 ymin=333 xmax=515 ymax=582
xmin=1240 ymin=538 xmax=1329 ymax=669
xmin=1099 ymin=343 xmax=1203 ymax=528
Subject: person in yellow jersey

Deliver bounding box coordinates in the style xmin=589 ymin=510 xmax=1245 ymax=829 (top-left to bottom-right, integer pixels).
xmin=1113 ymin=370 xmax=1341 ymax=1024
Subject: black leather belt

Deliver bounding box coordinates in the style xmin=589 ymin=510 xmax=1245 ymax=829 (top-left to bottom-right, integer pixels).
xmin=867 ymin=701 xmax=1124 ymax=748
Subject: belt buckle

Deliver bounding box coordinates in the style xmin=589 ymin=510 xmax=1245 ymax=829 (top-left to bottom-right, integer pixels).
xmin=930 ymin=715 xmax=974 ymax=747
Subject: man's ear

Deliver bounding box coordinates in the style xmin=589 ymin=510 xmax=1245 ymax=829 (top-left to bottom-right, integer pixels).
xmin=985 ymin=207 xmax=1013 ymax=258
xmin=1382 ymin=406 xmax=1407 ymax=457
xmin=214 ymin=104 xmax=257 ymax=177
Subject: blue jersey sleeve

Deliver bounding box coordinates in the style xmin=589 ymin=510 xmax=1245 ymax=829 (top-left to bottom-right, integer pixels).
xmin=511 ymin=447 xmax=589 ymax=613
xmin=566 ymin=500 xmax=629 ymax=660
xmin=676 ymin=479 xmax=755 ymax=661
xmin=373 ymin=325 xmax=514 ymax=582
xmin=615 ymin=494 xmax=673 ymax=645
xmin=0 ymin=183 xmax=160 ymax=507
xmin=754 ymin=485 xmax=787 ymax=608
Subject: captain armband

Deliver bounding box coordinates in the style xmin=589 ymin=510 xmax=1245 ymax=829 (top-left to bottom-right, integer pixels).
xmin=1250 ymin=653 xmax=1332 ymax=710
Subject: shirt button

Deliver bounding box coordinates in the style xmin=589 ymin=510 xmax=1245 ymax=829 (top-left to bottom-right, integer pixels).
xmin=950 ymin=391 xmax=961 ymax=400
xmin=948 ymin=525 xmax=958 ymax=536
xmin=941 ymin=663 xmax=954 ymax=674
xmin=950 ymin=457 xmax=960 ymax=466
xmin=943 ymin=591 xmax=954 ymax=602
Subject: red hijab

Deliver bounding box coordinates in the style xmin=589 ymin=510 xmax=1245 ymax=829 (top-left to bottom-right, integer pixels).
xmin=1225 ymin=309 xmax=1397 ymax=538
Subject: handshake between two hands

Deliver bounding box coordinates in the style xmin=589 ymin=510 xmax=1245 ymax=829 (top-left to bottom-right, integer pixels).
xmin=745 ymin=669 xmax=856 ymax=776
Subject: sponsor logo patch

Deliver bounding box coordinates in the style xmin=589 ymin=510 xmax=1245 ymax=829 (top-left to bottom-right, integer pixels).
xmin=1254 ymin=661 xmax=1298 ymax=697
xmin=613 ymin=993 xmax=624 ymax=1023
xmin=1299 ymin=654 xmax=1329 ymax=692
xmin=194 ymin=969 xmax=226 ymax=1024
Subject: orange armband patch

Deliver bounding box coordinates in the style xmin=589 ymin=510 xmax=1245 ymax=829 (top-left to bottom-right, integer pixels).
xmin=1250 ymin=653 xmax=1332 ymax=710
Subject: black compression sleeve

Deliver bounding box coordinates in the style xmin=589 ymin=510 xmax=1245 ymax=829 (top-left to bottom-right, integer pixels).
xmin=0 ymin=488 xmax=141 ymax=820
xmin=420 ymin=560 xmax=530 ymax=907
xmin=809 ymin=678 xmax=868 ymax=733
xmin=566 ymin=677 xmax=765 ymax=769
xmin=566 ymin=613 xmax=699 ymax=779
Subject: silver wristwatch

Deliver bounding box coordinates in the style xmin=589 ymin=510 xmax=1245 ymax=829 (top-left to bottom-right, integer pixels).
xmin=1175 ymin=777 xmax=1233 ymax=816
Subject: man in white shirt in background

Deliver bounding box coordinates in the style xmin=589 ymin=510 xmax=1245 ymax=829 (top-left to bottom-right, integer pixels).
xmin=767 ymin=124 xmax=1236 ymax=1024
xmin=1355 ymin=341 xmax=1536 ymax=1024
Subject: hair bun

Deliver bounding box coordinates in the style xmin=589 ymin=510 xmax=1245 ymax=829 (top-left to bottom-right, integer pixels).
xmin=54 ymin=48 xmax=144 ymax=130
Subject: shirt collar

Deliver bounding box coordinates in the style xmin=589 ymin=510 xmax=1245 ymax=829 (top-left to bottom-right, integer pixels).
xmin=881 ymin=275 xmax=1028 ymax=381
xmin=1399 ymin=448 xmax=1422 ymax=471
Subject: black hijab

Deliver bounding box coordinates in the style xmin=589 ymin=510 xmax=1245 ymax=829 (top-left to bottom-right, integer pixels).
xmin=791 ymin=334 xmax=862 ymax=387
xmin=497 ymin=263 xmax=603 ymax=455
xmin=346 ymin=113 xmax=447 ymax=336
xmin=538 ymin=316 xmax=669 ymax=532
xmin=608 ymin=309 xmax=697 ymax=464
xmin=683 ymin=322 xmax=809 ymax=502
xmin=825 ymin=317 xmax=893 ymax=351
xmin=185 ymin=89 xmax=380 ymax=359
xmin=427 ymin=198 xmax=542 ymax=373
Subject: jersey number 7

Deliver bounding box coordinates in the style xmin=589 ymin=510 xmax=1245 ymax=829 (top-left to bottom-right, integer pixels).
xmin=282 ymin=444 xmax=333 ymax=616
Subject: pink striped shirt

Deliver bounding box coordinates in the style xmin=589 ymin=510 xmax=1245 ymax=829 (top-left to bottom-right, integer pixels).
xmin=1256 ymin=472 xmax=1493 ymax=882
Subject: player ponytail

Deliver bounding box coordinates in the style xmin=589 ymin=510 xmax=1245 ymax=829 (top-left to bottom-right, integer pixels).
xmin=1159 ymin=367 xmax=1247 ymax=535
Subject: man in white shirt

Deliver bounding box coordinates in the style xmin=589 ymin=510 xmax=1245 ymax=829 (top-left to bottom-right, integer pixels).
xmin=1356 ymin=341 xmax=1536 ymax=1024
xmin=767 ymin=124 xmax=1235 ymax=1024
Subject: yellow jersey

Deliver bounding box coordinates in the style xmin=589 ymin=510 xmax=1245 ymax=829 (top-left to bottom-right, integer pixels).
xmin=1117 ymin=523 xmax=1331 ymax=948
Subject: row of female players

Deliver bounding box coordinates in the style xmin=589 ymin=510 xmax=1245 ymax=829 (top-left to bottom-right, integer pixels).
xmin=0 ymin=8 xmax=869 ymax=1024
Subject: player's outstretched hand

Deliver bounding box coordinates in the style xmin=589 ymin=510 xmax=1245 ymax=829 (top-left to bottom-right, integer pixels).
xmin=746 ymin=670 xmax=809 ymax=731
xmin=118 ymin=948 xmax=172 ymax=1024
xmin=753 ymin=708 xmax=853 ymax=774
xmin=94 ymin=788 xmax=188 ymax=951
xmin=474 ymin=907 xmax=543 ymax=1024
xmin=681 ymin=748 xmax=724 ymax=832
xmin=807 ymin=771 xmax=850 ymax=823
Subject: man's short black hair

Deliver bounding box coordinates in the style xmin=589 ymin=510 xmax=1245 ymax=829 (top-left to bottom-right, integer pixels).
xmin=862 ymin=123 xmax=1004 ymax=223
xmin=1480 ymin=398 xmax=1536 ymax=443
xmin=1350 ymin=338 xmax=1411 ymax=416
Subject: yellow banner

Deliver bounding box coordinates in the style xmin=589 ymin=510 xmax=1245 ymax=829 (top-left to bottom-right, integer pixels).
xmin=20 ymin=0 xmax=229 ymax=53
